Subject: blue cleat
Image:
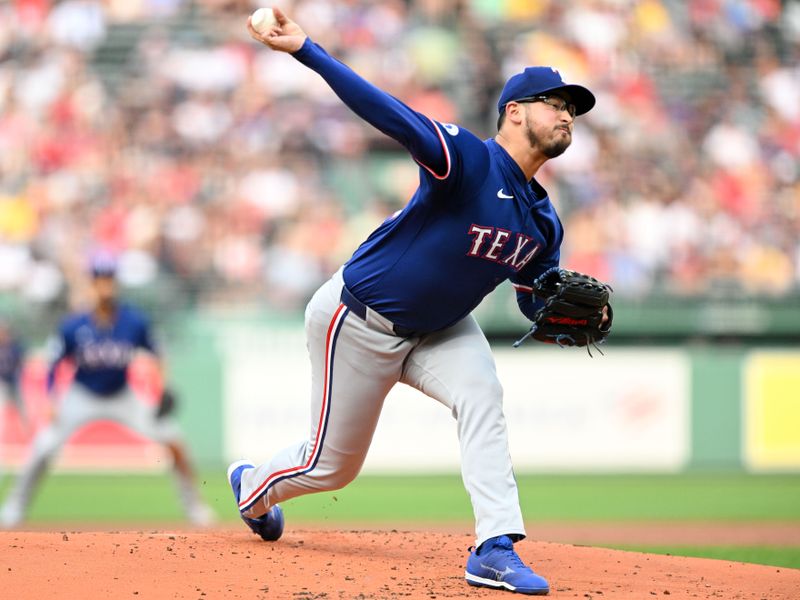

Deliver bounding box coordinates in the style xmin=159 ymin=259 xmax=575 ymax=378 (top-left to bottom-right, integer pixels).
xmin=465 ymin=535 xmax=550 ymax=595
xmin=227 ymin=460 xmax=284 ymax=542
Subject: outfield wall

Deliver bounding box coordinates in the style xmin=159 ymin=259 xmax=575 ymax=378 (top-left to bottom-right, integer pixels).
xmin=1 ymin=317 xmax=798 ymax=474
xmin=192 ymin=318 xmax=800 ymax=473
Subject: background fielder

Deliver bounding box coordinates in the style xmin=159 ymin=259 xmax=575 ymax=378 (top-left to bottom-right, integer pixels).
xmin=228 ymin=8 xmax=609 ymax=596
xmin=0 ymin=259 xmax=214 ymax=528
xmin=0 ymin=320 xmax=27 ymax=485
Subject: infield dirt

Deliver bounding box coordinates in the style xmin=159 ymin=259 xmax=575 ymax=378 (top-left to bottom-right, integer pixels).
xmin=1 ymin=529 xmax=798 ymax=599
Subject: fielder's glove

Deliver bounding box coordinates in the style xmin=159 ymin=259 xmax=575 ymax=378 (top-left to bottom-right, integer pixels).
xmin=513 ymin=268 xmax=613 ymax=354
xmin=156 ymin=388 xmax=178 ymax=419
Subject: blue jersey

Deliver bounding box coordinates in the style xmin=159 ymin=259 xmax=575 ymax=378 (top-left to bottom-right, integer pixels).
xmin=48 ymin=303 xmax=157 ymax=396
xmin=295 ymin=40 xmax=561 ymax=332
xmin=0 ymin=338 xmax=24 ymax=389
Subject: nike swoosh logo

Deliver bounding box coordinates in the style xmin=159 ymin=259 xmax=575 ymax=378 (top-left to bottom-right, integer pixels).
xmin=497 ymin=189 xmax=514 ymax=199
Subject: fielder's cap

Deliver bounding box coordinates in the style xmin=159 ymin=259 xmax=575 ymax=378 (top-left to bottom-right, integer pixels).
xmin=89 ymin=253 xmax=117 ymax=278
xmin=498 ymin=66 xmax=596 ymax=116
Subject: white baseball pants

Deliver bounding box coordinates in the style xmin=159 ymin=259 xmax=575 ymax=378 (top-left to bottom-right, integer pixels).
xmin=1 ymin=384 xmax=195 ymax=526
xmin=238 ymin=268 xmax=525 ymax=546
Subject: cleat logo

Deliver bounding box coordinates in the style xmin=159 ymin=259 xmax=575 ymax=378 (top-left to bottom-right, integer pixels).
xmin=480 ymin=564 xmax=515 ymax=581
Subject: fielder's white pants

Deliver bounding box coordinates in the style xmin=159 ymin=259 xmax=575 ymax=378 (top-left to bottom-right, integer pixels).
xmin=238 ymin=268 xmax=525 ymax=547
xmin=1 ymin=383 xmax=187 ymax=524
xmin=34 ymin=383 xmax=182 ymax=450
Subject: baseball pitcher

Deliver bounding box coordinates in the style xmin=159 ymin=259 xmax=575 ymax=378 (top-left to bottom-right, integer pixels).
xmin=227 ymin=8 xmax=612 ymax=596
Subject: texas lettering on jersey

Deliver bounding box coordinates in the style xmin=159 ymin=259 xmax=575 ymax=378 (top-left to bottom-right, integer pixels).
xmin=466 ymin=226 xmax=541 ymax=270
xmin=73 ymin=323 xmax=136 ymax=370
xmin=75 ymin=339 xmax=135 ymax=370
xmin=50 ymin=304 xmax=156 ymax=396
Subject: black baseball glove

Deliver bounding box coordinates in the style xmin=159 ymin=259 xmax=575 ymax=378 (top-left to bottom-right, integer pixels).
xmin=513 ymin=268 xmax=613 ymax=354
xmin=155 ymin=387 xmax=178 ymax=419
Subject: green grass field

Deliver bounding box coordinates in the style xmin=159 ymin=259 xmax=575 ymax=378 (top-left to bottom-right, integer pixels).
xmin=609 ymin=545 xmax=800 ymax=570
xmin=2 ymin=472 xmax=799 ymax=568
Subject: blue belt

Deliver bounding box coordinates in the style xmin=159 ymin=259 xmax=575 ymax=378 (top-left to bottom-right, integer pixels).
xmin=340 ymin=286 xmax=419 ymax=338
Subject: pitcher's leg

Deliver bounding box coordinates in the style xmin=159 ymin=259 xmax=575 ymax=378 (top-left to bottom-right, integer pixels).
xmin=401 ymin=316 xmax=524 ymax=547
xmin=238 ymin=281 xmax=412 ymax=518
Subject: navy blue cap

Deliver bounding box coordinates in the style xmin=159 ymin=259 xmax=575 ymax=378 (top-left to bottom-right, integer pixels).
xmin=89 ymin=254 xmax=117 ymax=278
xmin=498 ymin=67 xmax=596 ymax=116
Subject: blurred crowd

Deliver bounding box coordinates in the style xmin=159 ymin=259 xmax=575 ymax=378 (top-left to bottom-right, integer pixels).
xmin=0 ymin=0 xmax=798 ymax=322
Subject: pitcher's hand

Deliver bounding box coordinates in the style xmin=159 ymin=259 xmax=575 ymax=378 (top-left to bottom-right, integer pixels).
xmin=247 ymin=7 xmax=307 ymax=54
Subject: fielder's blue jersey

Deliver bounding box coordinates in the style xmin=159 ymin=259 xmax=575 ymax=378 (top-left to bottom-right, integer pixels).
xmin=295 ymin=40 xmax=562 ymax=332
xmin=0 ymin=338 xmax=23 ymax=388
xmin=48 ymin=304 xmax=157 ymax=396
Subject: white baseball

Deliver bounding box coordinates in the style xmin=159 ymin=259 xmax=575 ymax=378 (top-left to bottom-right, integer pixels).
xmin=251 ymin=7 xmax=277 ymax=34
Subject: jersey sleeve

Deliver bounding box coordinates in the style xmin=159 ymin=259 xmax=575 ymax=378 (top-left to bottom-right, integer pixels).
xmin=6 ymin=340 xmax=24 ymax=395
xmin=511 ymin=194 xmax=566 ymax=321
xmin=45 ymin=323 xmax=73 ymax=393
xmin=510 ymin=244 xmax=561 ymax=322
xmin=420 ymin=121 xmax=491 ymax=201
xmin=135 ymin=311 xmax=159 ymax=355
xmin=292 ymin=38 xmax=448 ymax=177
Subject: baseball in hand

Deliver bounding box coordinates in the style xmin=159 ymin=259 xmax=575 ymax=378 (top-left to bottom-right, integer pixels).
xmin=251 ymin=7 xmax=277 ymax=34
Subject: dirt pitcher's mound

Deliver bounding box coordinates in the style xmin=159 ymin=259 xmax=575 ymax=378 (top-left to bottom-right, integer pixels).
xmin=1 ymin=529 xmax=798 ymax=599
